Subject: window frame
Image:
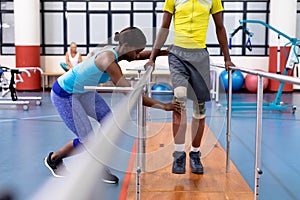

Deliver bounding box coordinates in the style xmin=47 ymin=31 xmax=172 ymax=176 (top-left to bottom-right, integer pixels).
xmin=0 ymin=0 xmax=272 ymax=56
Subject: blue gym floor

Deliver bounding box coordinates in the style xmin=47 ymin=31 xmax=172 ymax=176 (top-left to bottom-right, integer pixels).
xmin=0 ymin=91 xmax=300 ymax=200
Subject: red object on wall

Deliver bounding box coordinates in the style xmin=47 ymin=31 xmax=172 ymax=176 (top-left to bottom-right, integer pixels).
xmin=268 ymin=46 xmax=293 ymax=92
xmin=15 ymin=45 xmax=41 ymax=90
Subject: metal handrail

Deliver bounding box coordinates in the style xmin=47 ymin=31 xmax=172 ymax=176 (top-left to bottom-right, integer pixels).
xmin=211 ymin=63 xmax=300 ymax=200
xmin=32 ymin=66 xmax=153 ymax=200
xmin=211 ymin=64 xmax=300 ymax=84
xmin=84 ymin=86 xmax=134 ymax=93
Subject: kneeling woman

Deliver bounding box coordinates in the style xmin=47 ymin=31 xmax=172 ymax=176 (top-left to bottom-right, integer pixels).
xmin=45 ymin=27 xmax=178 ymax=184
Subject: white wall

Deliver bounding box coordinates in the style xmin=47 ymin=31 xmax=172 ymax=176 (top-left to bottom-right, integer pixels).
xmin=210 ymin=56 xmax=269 ymax=71
xmin=4 ymin=55 xmax=299 ymax=90
xmin=0 ymin=56 xmax=15 ymax=68
xmin=0 ymin=55 xmax=269 ymax=71
xmin=269 ymin=0 xmax=297 ymax=46
xmin=0 ymin=55 xmax=268 ymax=85
xmin=4 ymin=55 xmax=300 ymax=90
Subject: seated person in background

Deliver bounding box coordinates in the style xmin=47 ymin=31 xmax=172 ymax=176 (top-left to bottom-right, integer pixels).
xmin=60 ymin=42 xmax=83 ymax=72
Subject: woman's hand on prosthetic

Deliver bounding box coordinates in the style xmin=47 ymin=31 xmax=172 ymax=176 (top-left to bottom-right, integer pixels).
xmin=164 ymin=101 xmax=185 ymax=114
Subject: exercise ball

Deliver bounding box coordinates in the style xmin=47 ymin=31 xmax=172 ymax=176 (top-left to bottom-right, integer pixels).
xmin=220 ymin=70 xmax=244 ymax=92
xmin=151 ymin=82 xmax=173 ymax=94
xmin=245 ymin=70 xmax=269 ymax=93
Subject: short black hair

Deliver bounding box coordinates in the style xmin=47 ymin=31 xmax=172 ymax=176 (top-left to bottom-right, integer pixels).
xmin=114 ymin=27 xmax=146 ymax=47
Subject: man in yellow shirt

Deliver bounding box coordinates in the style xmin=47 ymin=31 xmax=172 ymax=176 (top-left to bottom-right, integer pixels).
xmin=145 ymin=0 xmax=234 ymax=174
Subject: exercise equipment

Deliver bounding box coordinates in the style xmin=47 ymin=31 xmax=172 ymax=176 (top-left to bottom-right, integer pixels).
xmin=220 ymin=70 xmax=244 ymax=92
xmin=229 ymin=24 xmax=253 ymax=51
xmin=151 ymin=82 xmax=173 ymax=94
xmin=245 ymin=71 xmax=269 ymax=92
xmin=228 ymin=20 xmax=299 ymax=113
xmin=0 ymin=65 xmax=43 ymax=110
xmin=60 ymin=62 xmax=69 ymax=72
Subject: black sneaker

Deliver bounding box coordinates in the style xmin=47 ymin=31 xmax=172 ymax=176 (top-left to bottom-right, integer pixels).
xmin=189 ymin=151 xmax=204 ymax=174
xmin=44 ymin=152 xmax=68 ymax=178
xmin=101 ymin=168 xmax=119 ymax=184
xmin=172 ymin=151 xmax=186 ymax=174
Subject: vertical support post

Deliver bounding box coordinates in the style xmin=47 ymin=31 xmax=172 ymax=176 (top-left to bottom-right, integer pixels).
xmin=211 ymin=68 xmax=216 ymax=100
xmin=216 ymin=69 xmax=220 ymax=103
xmin=254 ymin=75 xmax=264 ymax=200
xmin=137 ymin=70 xmax=141 ymax=79
xmin=136 ymin=92 xmax=143 ymax=200
xmin=14 ymin=0 xmax=41 ymax=90
xmin=141 ymin=76 xmax=150 ymax=172
xmin=226 ymin=69 xmax=232 ymax=173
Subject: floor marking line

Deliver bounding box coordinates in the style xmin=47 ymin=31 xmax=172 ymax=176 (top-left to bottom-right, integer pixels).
xmin=118 ymin=140 xmax=137 ymax=200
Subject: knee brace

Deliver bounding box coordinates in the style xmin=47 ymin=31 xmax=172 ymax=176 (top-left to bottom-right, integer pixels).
xmin=173 ymin=86 xmax=187 ymax=108
xmin=174 ymin=86 xmax=187 ymax=101
xmin=193 ymin=102 xmax=206 ymax=119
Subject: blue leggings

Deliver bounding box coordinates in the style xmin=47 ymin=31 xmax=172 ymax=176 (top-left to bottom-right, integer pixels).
xmin=51 ymin=91 xmax=111 ymax=146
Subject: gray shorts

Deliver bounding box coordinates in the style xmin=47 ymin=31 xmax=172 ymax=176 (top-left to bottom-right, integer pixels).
xmin=169 ymin=45 xmax=211 ymax=103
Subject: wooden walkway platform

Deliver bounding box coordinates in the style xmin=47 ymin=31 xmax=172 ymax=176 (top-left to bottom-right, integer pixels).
xmin=125 ymin=122 xmax=253 ymax=200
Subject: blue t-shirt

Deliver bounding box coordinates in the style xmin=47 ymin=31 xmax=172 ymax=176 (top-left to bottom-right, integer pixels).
xmin=54 ymin=46 xmax=118 ymax=96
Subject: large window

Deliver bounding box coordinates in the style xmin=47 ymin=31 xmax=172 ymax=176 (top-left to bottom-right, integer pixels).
xmin=0 ymin=0 xmax=14 ymax=55
xmin=220 ymin=0 xmax=270 ymax=56
xmin=297 ymin=1 xmax=300 ymax=40
xmin=0 ymin=0 xmax=271 ymax=56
